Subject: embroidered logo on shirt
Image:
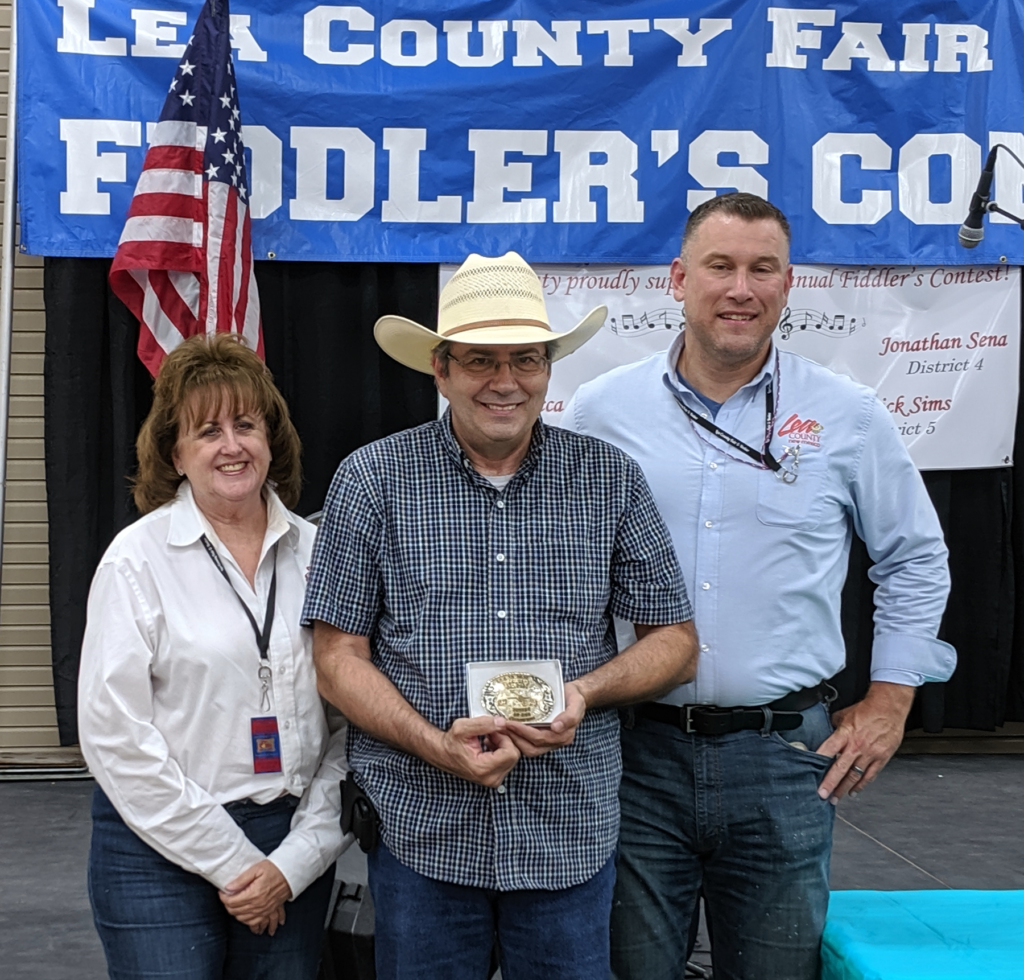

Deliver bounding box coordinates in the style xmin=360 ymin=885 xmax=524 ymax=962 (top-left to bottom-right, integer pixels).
xmin=778 ymin=413 xmax=824 ymax=447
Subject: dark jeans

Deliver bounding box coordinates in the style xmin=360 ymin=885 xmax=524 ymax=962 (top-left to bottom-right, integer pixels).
xmin=611 ymin=702 xmax=836 ymax=980
xmin=88 ymin=787 xmax=335 ymax=980
xmin=368 ymin=838 xmax=616 ymax=980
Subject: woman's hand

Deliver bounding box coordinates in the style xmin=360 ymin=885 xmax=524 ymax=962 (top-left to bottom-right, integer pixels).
xmin=220 ymin=859 xmax=293 ymax=935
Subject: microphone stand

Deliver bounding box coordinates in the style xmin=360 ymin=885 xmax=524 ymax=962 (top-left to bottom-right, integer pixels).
xmin=985 ymin=200 xmax=1024 ymax=230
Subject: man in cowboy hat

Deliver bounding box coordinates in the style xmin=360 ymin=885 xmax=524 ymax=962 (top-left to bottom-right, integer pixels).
xmin=303 ymin=251 xmax=697 ymax=980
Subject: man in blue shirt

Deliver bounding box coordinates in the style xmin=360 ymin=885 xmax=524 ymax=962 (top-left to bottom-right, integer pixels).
xmin=563 ymin=193 xmax=955 ymax=980
xmin=304 ymin=251 xmax=696 ymax=980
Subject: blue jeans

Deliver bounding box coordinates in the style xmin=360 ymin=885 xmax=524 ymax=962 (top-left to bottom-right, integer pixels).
xmin=368 ymin=839 xmax=616 ymax=980
xmin=88 ymin=787 xmax=335 ymax=980
xmin=611 ymin=702 xmax=836 ymax=980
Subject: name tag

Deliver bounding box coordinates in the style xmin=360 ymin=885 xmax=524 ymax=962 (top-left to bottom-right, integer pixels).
xmin=251 ymin=716 xmax=283 ymax=774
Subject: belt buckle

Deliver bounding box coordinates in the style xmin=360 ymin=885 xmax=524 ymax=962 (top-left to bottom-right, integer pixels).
xmin=684 ymin=705 xmax=698 ymax=734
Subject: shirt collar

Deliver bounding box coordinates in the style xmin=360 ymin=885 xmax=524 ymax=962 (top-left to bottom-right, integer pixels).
xmin=436 ymin=408 xmax=548 ymax=485
xmin=167 ymin=480 xmax=298 ymax=550
xmin=662 ymin=331 xmax=777 ymax=399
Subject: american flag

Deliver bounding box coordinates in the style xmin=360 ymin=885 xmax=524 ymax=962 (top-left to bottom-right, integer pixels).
xmin=110 ymin=0 xmax=261 ymax=377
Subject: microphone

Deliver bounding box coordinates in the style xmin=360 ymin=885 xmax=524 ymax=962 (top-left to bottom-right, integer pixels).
xmin=958 ymin=146 xmax=999 ymax=248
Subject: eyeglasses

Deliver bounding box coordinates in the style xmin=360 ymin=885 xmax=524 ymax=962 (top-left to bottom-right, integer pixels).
xmin=446 ymin=352 xmax=551 ymax=377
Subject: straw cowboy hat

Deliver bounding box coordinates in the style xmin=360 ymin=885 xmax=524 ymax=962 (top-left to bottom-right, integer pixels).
xmin=373 ymin=251 xmax=607 ymax=374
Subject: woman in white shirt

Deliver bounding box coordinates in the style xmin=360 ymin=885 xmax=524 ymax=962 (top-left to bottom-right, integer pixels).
xmin=78 ymin=334 xmax=347 ymax=980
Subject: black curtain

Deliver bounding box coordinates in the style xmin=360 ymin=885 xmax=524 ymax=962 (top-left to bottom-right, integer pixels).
xmin=43 ymin=259 xmax=437 ymax=744
xmin=43 ymin=258 xmax=1024 ymax=745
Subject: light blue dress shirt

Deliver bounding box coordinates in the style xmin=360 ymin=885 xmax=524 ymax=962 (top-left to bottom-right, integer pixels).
xmin=562 ymin=333 xmax=956 ymax=708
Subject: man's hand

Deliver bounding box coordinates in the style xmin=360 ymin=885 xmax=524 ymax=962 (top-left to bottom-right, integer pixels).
xmin=220 ymin=859 xmax=292 ymax=935
xmin=503 ymin=682 xmax=586 ymax=758
xmin=816 ymin=682 xmax=915 ymax=804
xmin=433 ymin=715 xmax=521 ymax=788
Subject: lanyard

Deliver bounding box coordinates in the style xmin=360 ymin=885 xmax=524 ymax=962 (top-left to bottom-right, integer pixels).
xmin=663 ymin=356 xmax=799 ymax=483
xmin=201 ymin=535 xmax=278 ymax=709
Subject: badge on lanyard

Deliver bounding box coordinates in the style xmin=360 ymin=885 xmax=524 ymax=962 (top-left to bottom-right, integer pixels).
xmin=251 ymin=716 xmax=283 ymax=773
xmin=200 ymin=535 xmax=283 ymax=776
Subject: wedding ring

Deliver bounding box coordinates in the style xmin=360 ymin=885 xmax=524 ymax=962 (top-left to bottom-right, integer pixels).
xmin=850 ymin=765 xmax=865 ymax=777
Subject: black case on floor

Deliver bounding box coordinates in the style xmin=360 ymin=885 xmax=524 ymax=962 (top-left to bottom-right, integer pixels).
xmin=319 ymin=881 xmax=376 ymax=980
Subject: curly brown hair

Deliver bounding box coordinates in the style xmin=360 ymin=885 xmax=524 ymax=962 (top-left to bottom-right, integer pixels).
xmin=133 ymin=334 xmax=302 ymax=514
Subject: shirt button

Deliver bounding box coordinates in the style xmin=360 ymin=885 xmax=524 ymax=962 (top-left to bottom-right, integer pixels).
xmin=704 ymin=520 xmax=713 ymax=528
xmin=701 ymin=412 xmax=709 ymax=419
xmin=701 ymin=582 xmax=710 ymax=590
xmin=701 ymin=643 xmax=709 ymax=652
xmin=496 ymin=553 xmax=506 ymax=563
xmin=497 ymin=610 xmax=507 ymax=619
xmin=496 ymin=785 xmax=507 ymax=795
xmin=496 ymin=501 xmax=505 ymax=509
xmin=709 ymin=462 xmax=718 ymax=470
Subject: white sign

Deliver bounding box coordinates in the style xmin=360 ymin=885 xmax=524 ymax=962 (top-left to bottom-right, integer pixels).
xmin=441 ymin=263 xmax=1021 ymax=470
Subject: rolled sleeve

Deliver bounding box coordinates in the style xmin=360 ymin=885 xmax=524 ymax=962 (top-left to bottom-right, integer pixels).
xmin=609 ymin=462 xmax=693 ymax=625
xmin=302 ymin=454 xmax=383 ymax=635
xmin=870 ymin=633 xmax=956 ymax=685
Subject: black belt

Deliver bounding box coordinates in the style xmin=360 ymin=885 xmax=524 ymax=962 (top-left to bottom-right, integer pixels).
xmin=633 ymin=684 xmax=827 ymax=736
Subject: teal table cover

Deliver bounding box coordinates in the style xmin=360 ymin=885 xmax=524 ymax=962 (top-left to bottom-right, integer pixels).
xmin=822 ymin=890 xmax=1024 ymax=980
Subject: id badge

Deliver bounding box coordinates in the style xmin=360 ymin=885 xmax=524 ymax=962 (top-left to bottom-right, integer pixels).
xmin=251 ymin=716 xmax=283 ymax=774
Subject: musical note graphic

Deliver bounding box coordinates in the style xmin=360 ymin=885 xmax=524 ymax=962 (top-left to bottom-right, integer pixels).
xmin=608 ymin=306 xmax=864 ymax=341
xmin=777 ymin=308 xmax=863 ymax=340
xmin=609 ymin=308 xmax=686 ymax=336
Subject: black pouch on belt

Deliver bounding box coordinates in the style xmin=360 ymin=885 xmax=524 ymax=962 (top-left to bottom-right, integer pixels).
xmin=341 ymin=772 xmax=380 ymax=854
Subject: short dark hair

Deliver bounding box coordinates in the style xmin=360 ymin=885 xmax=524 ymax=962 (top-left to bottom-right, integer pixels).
xmin=681 ymin=192 xmax=791 ymax=260
xmin=133 ymin=333 xmax=302 ymax=514
xmin=430 ymin=338 xmax=559 ymax=377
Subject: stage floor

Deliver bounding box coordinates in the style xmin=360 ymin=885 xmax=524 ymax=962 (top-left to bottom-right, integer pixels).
xmin=1 ymin=754 xmax=1021 ymax=980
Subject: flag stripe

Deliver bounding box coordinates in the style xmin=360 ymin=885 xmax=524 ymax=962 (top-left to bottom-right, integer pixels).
xmin=149 ymin=270 xmax=200 ymax=336
xmin=128 ymin=193 xmax=200 ymax=221
xmin=111 ymin=240 xmax=202 ymax=272
xmin=119 ymin=215 xmax=197 ymax=245
xmin=141 ymin=145 xmax=202 ymax=173
xmin=149 ymin=119 xmax=198 ymax=147
xmin=234 ymin=200 xmax=251 ymax=333
xmin=135 ymin=169 xmax=201 ymax=198
xmin=168 ymin=269 xmax=201 ymax=318
xmin=205 ymin=181 xmax=225 ymax=333
xmin=140 ymin=271 xmax=191 ymax=348
xmin=218 ymin=185 xmax=240 ymax=335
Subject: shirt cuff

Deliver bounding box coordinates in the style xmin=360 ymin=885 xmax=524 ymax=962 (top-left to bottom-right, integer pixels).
xmin=267 ymin=821 xmax=345 ymax=899
xmin=870 ymin=633 xmax=957 ymax=685
xmin=869 ymin=668 xmax=925 ymax=687
xmin=206 ymin=838 xmax=268 ymax=892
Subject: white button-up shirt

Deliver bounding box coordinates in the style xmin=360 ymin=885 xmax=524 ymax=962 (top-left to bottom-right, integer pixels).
xmin=564 ymin=334 xmax=956 ymax=707
xmin=78 ymin=483 xmax=347 ymax=895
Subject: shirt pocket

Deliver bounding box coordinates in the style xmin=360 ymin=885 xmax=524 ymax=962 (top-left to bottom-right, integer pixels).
xmin=755 ymin=454 xmax=828 ymax=530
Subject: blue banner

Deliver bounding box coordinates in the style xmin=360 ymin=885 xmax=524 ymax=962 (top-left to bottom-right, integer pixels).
xmin=17 ymin=0 xmax=1024 ymax=264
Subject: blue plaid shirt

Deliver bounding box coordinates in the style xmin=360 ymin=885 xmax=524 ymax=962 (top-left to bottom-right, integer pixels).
xmin=302 ymin=412 xmax=691 ymax=890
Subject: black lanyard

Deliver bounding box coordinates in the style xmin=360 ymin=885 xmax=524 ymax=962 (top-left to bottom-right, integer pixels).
xmin=662 ymin=367 xmax=784 ymax=474
xmin=201 ymin=535 xmax=278 ymax=662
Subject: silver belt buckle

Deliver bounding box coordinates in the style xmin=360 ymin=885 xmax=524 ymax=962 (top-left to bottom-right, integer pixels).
xmin=684 ymin=705 xmax=698 ymax=734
